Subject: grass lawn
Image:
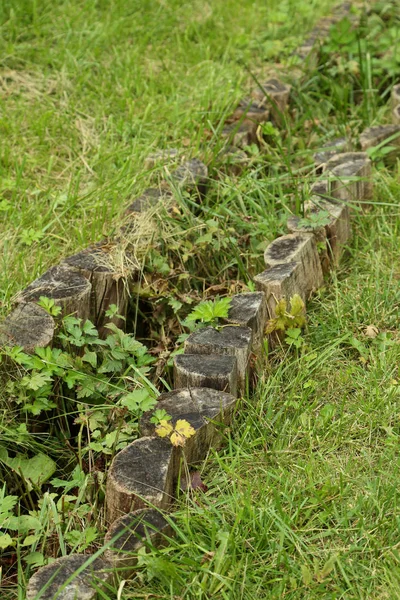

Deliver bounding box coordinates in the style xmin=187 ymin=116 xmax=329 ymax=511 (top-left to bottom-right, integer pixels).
xmin=1 ymin=0 xmax=400 ymax=598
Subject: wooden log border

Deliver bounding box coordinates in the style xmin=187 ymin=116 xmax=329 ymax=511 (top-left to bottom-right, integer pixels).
xmin=2 ymin=3 xmax=389 ymax=597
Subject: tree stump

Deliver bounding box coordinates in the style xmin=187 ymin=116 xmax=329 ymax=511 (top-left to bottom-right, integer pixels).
xmin=251 ymin=78 xmax=291 ymax=125
xmin=313 ymin=137 xmax=351 ymax=169
xmin=324 ymin=153 xmax=373 ymax=205
xmin=223 ymin=292 xmax=267 ymax=354
xmin=287 ymin=196 xmax=351 ymax=268
xmin=26 ymin=555 xmax=112 ymax=600
xmin=286 ymin=215 xmax=330 ymax=275
xmin=174 ymin=354 xmax=238 ymax=398
xmin=106 ymin=436 xmax=177 ymax=524
xmin=63 ymin=246 xmax=128 ymax=333
xmin=254 ymin=262 xmax=304 ymax=321
xmin=16 ymin=265 xmax=92 ymax=321
xmin=359 ymin=125 xmax=400 ymax=165
xmin=140 ymin=387 xmax=237 ymax=464
xmin=184 ymin=326 xmax=252 ymax=395
xmin=221 ymin=121 xmax=258 ymax=148
xmin=264 ymin=233 xmax=323 ymax=299
xmin=104 ymin=508 xmax=173 ymax=571
xmin=0 ymin=303 xmax=55 ymax=351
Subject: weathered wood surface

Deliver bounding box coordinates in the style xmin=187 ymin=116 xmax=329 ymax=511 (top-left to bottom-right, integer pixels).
xmin=264 ymin=233 xmax=323 ymax=299
xmin=287 ymin=196 xmax=351 ymax=268
xmin=63 ymin=246 xmax=128 ymax=332
xmin=106 ymin=436 xmax=176 ymax=524
xmin=324 ymin=153 xmax=373 ymax=204
xmin=184 ymin=326 xmax=252 ymax=395
xmin=105 ymin=508 xmax=173 ymax=571
xmin=251 ymin=78 xmax=291 ymax=125
xmin=222 ymin=121 xmax=258 ymax=148
xmin=174 ymin=354 xmax=238 ymax=398
xmin=17 ymin=265 xmax=92 ymax=320
xmin=286 ymin=214 xmax=330 ymax=274
xmin=391 ymin=84 xmax=400 ymax=112
xmin=310 ymin=179 xmax=332 ymax=199
xmin=141 ymin=387 xmax=237 ymax=465
xmin=254 ymin=262 xmax=304 ymax=320
xmin=26 ymin=555 xmax=112 ymax=600
xmin=313 ymin=137 xmax=351 ymax=167
xmin=125 ymin=187 xmax=172 ymax=215
xmin=0 ymin=303 xmax=55 ymax=351
xmin=224 ymin=292 xmax=267 ymax=354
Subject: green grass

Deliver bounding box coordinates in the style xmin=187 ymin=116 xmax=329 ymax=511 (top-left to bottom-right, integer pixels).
xmin=1 ymin=0 xmax=400 ymax=597
xmin=113 ymin=184 xmax=400 ymax=599
xmin=0 ymin=0 xmax=336 ymax=317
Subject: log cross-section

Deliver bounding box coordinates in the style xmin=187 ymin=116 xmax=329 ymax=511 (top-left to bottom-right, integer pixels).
xmin=174 ymin=354 xmax=238 ymax=397
xmin=16 ymin=264 xmax=92 ymax=320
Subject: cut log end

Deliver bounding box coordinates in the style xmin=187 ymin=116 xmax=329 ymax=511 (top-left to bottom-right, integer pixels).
xmin=0 ymin=303 xmax=55 ymax=351
xmin=17 ymin=265 xmax=92 ymax=320
xmin=174 ymin=354 xmax=238 ymax=398
xmin=26 ymin=555 xmax=112 ymax=600
xmin=105 ymin=508 xmax=173 ymax=571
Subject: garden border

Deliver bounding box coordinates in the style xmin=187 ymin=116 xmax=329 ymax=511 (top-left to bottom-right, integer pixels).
xmin=1 ymin=2 xmax=399 ymax=597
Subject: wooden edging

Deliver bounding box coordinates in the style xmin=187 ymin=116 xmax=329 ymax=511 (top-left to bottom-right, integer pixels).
xmin=2 ymin=3 xmax=396 ymax=597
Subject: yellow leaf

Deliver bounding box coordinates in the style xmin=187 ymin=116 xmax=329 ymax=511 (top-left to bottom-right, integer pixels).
xmin=155 ymin=420 xmax=174 ymax=438
xmin=170 ymin=431 xmax=187 ymax=447
xmin=175 ymin=419 xmax=196 ymax=439
xmin=289 ymin=294 xmax=305 ymax=317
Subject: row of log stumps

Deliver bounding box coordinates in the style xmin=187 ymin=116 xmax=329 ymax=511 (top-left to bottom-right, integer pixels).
xmin=17 ymin=4 xmax=398 ymax=598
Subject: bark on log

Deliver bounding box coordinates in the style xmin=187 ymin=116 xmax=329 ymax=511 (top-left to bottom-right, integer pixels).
xmin=286 ymin=215 xmax=330 ymax=275
xmin=391 ymin=84 xmax=400 ymax=112
xmin=140 ymin=387 xmax=237 ymax=463
xmin=223 ymin=292 xmax=267 ymax=354
xmin=174 ymin=354 xmax=238 ymax=398
xmin=221 ymin=121 xmax=258 ymax=148
xmin=26 ymin=555 xmax=112 ymax=600
xmin=63 ymin=246 xmax=128 ymax=332
xmin=0 ymin=303 xmax=55 ymax=351
xmin=359 ymin=124 xmax=400 ymax=165
xmin=106 ymin=436 xmax=177 ymax=524
xmin=184 ymin=326 xmax=252 ymax=395
xmin=104 ymin=508 xmax=173 ymax=571
xmin=324 ymin=153 xmax=373 ymax=205
xmin=287 ymin=196 xmax=351 ymax=268
xmin=264 ymin=233 xmax=323 ymax=299
xmin=254 ymin=262 xmax=305 ymax=321
xmin=251 ymin=78 xmax=291 ymax=126
xmin=17 ymin=265 xmax=92 ymax=321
